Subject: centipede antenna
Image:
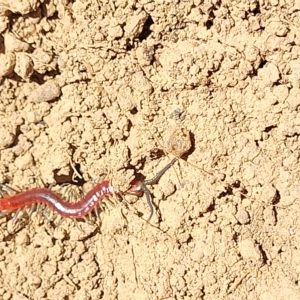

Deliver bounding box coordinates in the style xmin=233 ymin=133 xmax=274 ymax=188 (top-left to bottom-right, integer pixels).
xmin=144 ymin=158 xmax=177 ymax=186
xmin=143 ymin=186 xmax=154 ymax=221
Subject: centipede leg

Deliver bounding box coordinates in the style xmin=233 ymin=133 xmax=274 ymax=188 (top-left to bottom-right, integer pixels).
xmin=43 ymin=208 xmax=54 ymax=223
xmin=0 ymin=211 xmax=9 ymax=218
xmin=88 ymin=213 xmax=92 ymax=222
xmin=56 ymin=218 xmax=65 ymax=227
xmin=99 ymin=203 xmax=107 ymax=215
xmin=94 ymin=207 xmax=100 ymax=219
xmin=83 ymin=215 xmax=91 ymax=224
xmin=105 ymin=197 xmax=116 ymax=208
xmin=0 ymin=184 xmax=20 ymax=196
xmin=82 ymin=215 xmax=94 ymax=226
xmin=43 ymin=209 xmax=49 ymax=218
xmin=35 ymin=204 xmax=42 ymax=216
xmin=12 ymin=208 xmax=23 ymax=225
xmin=101 ymin=200 xmax=114 ymax=214
xmin=28 ymin=204 xmax=36 ymax=218
xmin=73 ymin=219 xmax=83 ymax=232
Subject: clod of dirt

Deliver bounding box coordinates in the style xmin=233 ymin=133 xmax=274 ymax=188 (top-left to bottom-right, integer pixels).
xmin=286 ymin=87 xmax=300 ymax=110
xmin=4 ymin=32 xmax=30 ymax=52
xmin=29 ymin=80 xmax=61 ymax=103
xmin=14 ymin=152 xmax=33 ymax=170
xmin=124 ymin=10 xmax=148 ymax=39
xmin=0 ymin=0 xmax=40 ymax=15
xmin=238 ymin=239 xmax=262 ymax=262
xmin=70 ymin=223 xmax=97 ymax=241
xmin=130 ymin=71 xmax=153 ymax=96
xmin=235 ymin=206 xmax=250 ymax=224
xmin=14 ymin=52 xmax=34 ymax=80
xmin=0 ymin=127 xmax=15 ymax=149
xmin=31 ymin=49 xmax=55 ymax=74
xmin=165 ymin=127 xmax=192 ymax=157
xmin=0 ymin=52 xmax=15 ymax=78
xmin=136 ymin=45 xmax=155 ymax=67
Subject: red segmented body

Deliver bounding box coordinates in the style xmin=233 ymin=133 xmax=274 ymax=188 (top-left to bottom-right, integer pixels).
xmin=0 ymin=159 xmax=177 ymax=221
xmin=0 ymin=180 xmax=122 ymax=218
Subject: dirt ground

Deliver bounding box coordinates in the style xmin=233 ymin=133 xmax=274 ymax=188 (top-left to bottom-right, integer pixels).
xmin=0 ymin=0 xmax=300 ymax=299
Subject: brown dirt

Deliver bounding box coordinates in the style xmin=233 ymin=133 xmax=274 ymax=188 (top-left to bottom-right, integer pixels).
xmin=0 ymin=1 xmax=300 ymax=299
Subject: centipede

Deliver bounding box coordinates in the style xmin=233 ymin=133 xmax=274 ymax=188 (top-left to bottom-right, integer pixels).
xmin=0 ymin=158 xmax=177 ymax=227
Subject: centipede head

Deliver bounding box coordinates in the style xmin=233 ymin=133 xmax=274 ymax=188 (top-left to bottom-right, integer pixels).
xmin=126 ymin=178 xmax=145 ymax=196
xmin=126 ymin=178 xmax=154 ymax=221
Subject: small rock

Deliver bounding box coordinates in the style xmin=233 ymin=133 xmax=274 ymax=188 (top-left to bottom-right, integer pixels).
xmin=124 ymin=10 xmax=148 ymax=39
xmin=236 ymin=206 xmax=250 ymax=224
xmin=165 ymin=127 xmax=192 ymax=157
xmin=29 ymin=80 xmax=61 ymax=103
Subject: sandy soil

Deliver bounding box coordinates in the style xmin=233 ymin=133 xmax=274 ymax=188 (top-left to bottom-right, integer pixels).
xmin=0 ymin=0 xmax=300 ymax=299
